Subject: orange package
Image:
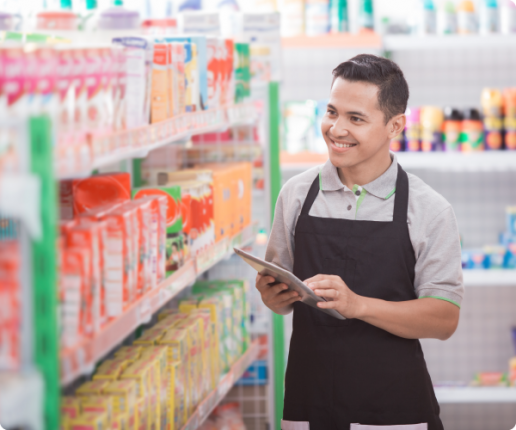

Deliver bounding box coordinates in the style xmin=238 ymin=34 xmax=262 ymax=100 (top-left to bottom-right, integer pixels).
xmin=103 ymin=205 xmax=136 ymax=315
xmin=66 ymin=221 xmax=106 ymax=333
xmin=59 ymin=172 xmax=131 ymax=218
xmin=60 ymin=246 xmax=92 ymax=341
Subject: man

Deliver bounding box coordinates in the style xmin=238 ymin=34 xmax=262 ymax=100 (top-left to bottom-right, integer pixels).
xmin=257 ymin=54 xmax=463 ymax=430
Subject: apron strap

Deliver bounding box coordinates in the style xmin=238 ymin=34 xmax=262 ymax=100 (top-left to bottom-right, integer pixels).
xmin=392 ymin=163 xmax=409 ymax=223
xmin=300 ymin=173 xmax=320 ymax=216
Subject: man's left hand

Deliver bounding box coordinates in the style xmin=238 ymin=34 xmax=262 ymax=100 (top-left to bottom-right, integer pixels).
xmin=305 ymin=274 xmax=365 ymax=319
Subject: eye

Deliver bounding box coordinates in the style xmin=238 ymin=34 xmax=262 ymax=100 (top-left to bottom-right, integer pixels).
xmin=327 ymin=108 xmax=336 ymax=116
xmin=351 ymin=116 xmax=363 ymax=122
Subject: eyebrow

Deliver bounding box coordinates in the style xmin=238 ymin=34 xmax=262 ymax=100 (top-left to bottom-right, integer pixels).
xmin=327 ymin=104 xmax=369 ymax=119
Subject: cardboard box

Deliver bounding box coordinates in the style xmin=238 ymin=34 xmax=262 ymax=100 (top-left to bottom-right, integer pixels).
xmin=150 ymin=42 xmax=170 ymax=123
xmin=68 ymin=411 xmax=107 ymax=430
xmin=93 ymin=358 xmax=130 ymax=381
xmin=102 ymin=379 xmax=138 ymax=417
xmin=79 ymin=395 xmax=114 ymax=423
xmin=76 ymin=380 xmax=110 ymax=396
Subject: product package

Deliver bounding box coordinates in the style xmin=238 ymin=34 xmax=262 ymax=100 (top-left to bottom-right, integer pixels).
xmin=92 ymin=358 xmax=130 ymax=381
xmin=234 ymin=43 xmax=250 ymax=104
xmin=151 ymin=42 xmax=170 ymax=123
xmin=101 ymin=379 xmax=138 ymax=418
xmin=68 ymin=411 xmax=108 ymax=430
xmin=79 ymin=395 xmax=114 ymax=423
xmin=76 ymin=380 xmax=111 ymax=397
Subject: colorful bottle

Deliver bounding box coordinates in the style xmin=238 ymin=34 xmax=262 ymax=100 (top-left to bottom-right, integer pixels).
xmin=457 ymin=0 xmax=477 ymax=34
xmin=500 ymin=0 xmax=516 ymax=33
xmin=443 ymin=107 xmax=462 ymax=151
xmin=503 ymin=88 xmax=516 ymax=150
xmin=437 ymin=1 xmax=457 ymax=34
xmin=461 ymin=108 xmax=484 ymax=152
xmin=330 ymin=0 xmax=348 ymax=33
xmin=419 ymin=0 xmax=437 ymax=35
xmin=305 ymin=0 xmax=331 ymax=35
xmin=479 ymin=0 xmax=499 ymax=34
xmin=359 ymin=0 xmax=374 ymax=31
xmin=405 ymin=107 xmax=421 ymax=152
xmin=481 ymin=88 xmax=503 ymax=150
xmin=420 ymin=106 xmax=444 ymax=152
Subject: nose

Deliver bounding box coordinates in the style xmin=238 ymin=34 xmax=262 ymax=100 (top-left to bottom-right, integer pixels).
xmin=331 ymin=116 xmax=350 ymax=138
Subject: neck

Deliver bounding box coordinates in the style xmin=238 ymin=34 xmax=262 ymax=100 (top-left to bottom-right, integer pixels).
xmin=337 ymin=148 xmax=392 ymax=189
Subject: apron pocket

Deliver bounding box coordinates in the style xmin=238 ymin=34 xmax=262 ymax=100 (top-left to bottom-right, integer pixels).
xmin=312 ymin=257 xmax=356 ymax=326
xmin=281 ymin=420 xmax=310 ymax=430
xmin=350 ymin=424 xmax=427 ymax=430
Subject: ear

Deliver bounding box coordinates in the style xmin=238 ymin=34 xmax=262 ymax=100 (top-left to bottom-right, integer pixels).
xmin=387 ymin=114 xmax=406 ymax=139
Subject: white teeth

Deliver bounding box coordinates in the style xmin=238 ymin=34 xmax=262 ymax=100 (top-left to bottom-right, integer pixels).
xmin=334 ymin=141 xmax=355 ymax=148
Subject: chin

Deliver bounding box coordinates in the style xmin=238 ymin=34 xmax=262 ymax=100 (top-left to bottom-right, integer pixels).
xmin=327 ymin=148 xmax=359 ymax=169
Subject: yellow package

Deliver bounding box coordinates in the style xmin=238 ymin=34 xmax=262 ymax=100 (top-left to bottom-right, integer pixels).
xmin=79 ymin=396 xmax=114 ymax=423
xmin=179 ymin=303 xmax=217 ymax=391
xmin=141 ymin=346 xmax=169 ymax=430
xmin=76 ymin=380 xmax=110 ymax=397
xmin=133 ymin=327 xmax=166 ymax=346
xmin=114 ymin=346 xmax=143 ymax=364
xmin=101 ymin=380 xmax=137 ymax=417
xmin=111 ymin=413 xmax=128 ymax=430
xmin=135 ymin=398 xmax=145 ymax=430
xmin=68 ymin=411 xmax=107 ymax=430
xmin=159 ymin=328 xmax=189 ymax=423
xmin=168 ymin=360 xmax=181 ymax=430
xmin=175 ymin=316 xmax=204 ymax=407
xmin=121 ymin=358 xmax=158 ymax=430
xmin=199 ymin=296 xmax=227 ymax=372
xmin=151 ymin=43 xmax=170 ymax=123
xmin=157 ymin=308 xmax=178 ymax=321
xmin=93 ymin=358 xmax=129 ymax=381
xmin=61 ymin=396 xmax=81 ymax=429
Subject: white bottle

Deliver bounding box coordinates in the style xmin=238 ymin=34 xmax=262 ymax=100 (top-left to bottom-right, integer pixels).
xmin=500 ymin=0 xmax=516 ymax=33
xmin=479 ymin=0 xmax=499 ymax=34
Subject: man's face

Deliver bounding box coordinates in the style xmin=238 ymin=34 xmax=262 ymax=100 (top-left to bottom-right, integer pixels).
xmin=321 ymin=77 xmax=394 ymax=169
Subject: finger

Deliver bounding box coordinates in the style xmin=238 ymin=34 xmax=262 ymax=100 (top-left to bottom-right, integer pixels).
xmin=314 ymin=288 xmax=339 ymax=299
xmin=263 ymin=283 xmax=288 ymax=300
xmin=275 ymin=290 xmax=300 ymax=304
xmin=256 ymin=276 xmax=277 ymax=292
xmin=303 ymin=274 xmax=329 ymax=284
xmin=307 ymin=279 xmax=338 ymax=290
xmin=317 ymin=300 xmax=337 ymax=309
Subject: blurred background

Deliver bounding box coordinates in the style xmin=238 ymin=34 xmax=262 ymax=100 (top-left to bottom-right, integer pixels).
xmin=1 ymin=1 xmax=516 ymax=429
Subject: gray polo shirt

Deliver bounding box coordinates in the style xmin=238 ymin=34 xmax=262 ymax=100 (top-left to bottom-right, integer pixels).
xmin=265 ymin=153 xmax=464 ymax=307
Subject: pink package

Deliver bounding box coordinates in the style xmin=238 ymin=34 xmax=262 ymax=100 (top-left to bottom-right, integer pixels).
xmin=0 ymin=45 xmax=26 ymax=117
xmin=55 ymin=47 xmax=76 ymax=136
xmin=84 ymin=47 xmax=108 ymax=134
xmin=24 ymin=45 xmax=57 ymax=116
xmin=72 ymin=48 xmax=87 ymax=133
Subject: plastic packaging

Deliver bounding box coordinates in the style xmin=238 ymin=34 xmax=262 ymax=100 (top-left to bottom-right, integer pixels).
xmin=359 ymin=0 xmax=374 ymax=31
xmin=457 ymin=0 xmax=477 ymax=34
xmin=481 ymin=88 xmax=503 ymax=150
xmin=479 ymin=0 xmax=498 ymax=34
xmin=437 ymin=1 xmax=457 ymax=34
xmin=305 ymin=0 xmax=330 ymax=36
xmin=503 ymin=88 xmax=516 ymax=150
xmin=330 ymin=0 xmax=348 ymax=33
xmin=418 ymin=0 xmax=437 ymax=35
xmin=36 ymin=10 xmax=78 ymax=30
xmin=443 ymin=107 xmax=462 ymax=151
xmin=420 ymin=106 xmax=444 ymax=151
xmin=98 ymin=6 xmax=140 ymax=30
xmin=278 ymin=0 xmax=305 ymax=36
xmin=405 ymin=107 xmax=421 ymax=152
xmin=500 ymin=0 xmax=516 ymax=33
xmin=461 ymin=108 xmax=484 ymax=151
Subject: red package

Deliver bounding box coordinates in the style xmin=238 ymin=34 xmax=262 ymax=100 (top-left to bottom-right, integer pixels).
xmin=59 ymin=172 xmax=131 ymax=217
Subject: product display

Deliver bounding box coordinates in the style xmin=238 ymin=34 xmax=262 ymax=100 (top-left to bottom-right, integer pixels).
xmin=60 ymin=278 xmax=250 ymax=429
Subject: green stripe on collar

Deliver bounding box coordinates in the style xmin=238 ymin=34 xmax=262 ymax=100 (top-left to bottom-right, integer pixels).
xmin=355 ymin=189 xmax=367 ymax=218
xmin=419 ymin=295 xmax=461 ymax=309
xmin=384 ymin=187 xmax=396 ymax=200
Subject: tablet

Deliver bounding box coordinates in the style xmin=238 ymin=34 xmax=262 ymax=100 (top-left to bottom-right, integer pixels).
xmin=234 ymin=248 xmax=345 ymax=320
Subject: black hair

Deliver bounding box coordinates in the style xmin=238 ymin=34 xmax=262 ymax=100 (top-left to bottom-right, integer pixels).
xmin=332 ymin=54 xmax=409 ymax=123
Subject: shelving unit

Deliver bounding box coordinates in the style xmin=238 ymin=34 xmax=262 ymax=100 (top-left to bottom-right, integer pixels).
xmin=61 ymin=223 xmax=256 ymax=385
xmin=282 ymin=32 xmax=382 ymax=48
xmin=435 ymin=387 xmax=516 ymax=403
xmin=383 ymin=34 xmax=516 ymax=51
xmin=57 ymin=103 xmax=258 ymax=179
xmin=181 ymin=339 xmax=261 ymax=430
xmin=463 ymin=270 xmax=516 ymax=287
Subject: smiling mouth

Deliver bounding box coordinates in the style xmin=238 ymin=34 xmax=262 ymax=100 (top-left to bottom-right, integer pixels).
xmin=330 ymin=139 xmax=358 ymax=148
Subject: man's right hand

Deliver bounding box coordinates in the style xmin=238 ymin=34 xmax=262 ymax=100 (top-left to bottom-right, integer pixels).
xmin=255 ymin=274 xmax=301 ymax=315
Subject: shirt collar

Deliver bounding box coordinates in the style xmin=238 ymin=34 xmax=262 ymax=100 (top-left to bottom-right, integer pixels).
xmin=320 ymin=152 xmax=398 ymax=199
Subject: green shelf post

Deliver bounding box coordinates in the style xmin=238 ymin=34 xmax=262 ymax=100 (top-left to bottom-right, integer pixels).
xmin=268 ymin=81 xmax=285 ymax=430
xmin=29 ymin=116 xmax=60 ymax=430
xmin=132 ymin=158 xmax=143 ymax=188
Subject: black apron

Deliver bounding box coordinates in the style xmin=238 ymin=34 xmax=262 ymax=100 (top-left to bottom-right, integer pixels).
xmin=283 ymin=164 xmax=443 ymax=429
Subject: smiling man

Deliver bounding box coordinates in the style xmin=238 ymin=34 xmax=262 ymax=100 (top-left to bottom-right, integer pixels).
xmin=256 ymin=54 xmax=464 ymax=429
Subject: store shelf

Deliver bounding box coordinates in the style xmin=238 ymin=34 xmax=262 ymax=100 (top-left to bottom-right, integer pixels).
xmin=280 ymin=151 xmax=516 ymax=173
xmin=60 ymin=223 xmax=256 ymax=385
xmin=435 ymin=386 xmax=516 ymax=403
xmin=181 ymin=339 xmax=261 ymax=430
xmin=0 ymin=370 xmax=44 ymax=430
xmin=463 ymin=270 xmax=516 ymax=287
xmin=383 ymin=34 xmax=516 ymax=51
xmin=282 ymin=32 xmax=382 ymax=48
xmin=57 ymin=103 xmax=258 ymax=179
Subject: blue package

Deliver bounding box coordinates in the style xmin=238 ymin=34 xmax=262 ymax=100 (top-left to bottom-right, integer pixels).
xmin=507 ymin=207 xmax=516 ymax=236
xmin=463 ymin=249 xmax=486 ymax=269
xmin=484 ymin=245 xmax=506 ymax=269
xmin=235 ymin=359 xmax=268 ymax=386
xmin=166 ymin=36 xmax=208 ymax=110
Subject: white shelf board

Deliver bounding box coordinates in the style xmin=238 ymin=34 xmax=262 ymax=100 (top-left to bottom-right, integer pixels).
xmin=396 ymin=151 xmax=516 ymax=171
xmin=435 ymin=386 xmax=516 ymax=403
xmin=463 ymin=270 xmax=516 ymax=287
xmin=0 ymin=371 xmax=44 ymax=430
xmin=384 ymin=34 xmax=516 ymax=51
